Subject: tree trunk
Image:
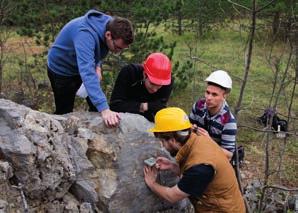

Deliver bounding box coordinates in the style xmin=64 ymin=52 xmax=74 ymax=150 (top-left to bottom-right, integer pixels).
xmin=234 ymin=0 xmax=256 ymax=117
xmin=198 ymin=21 xmax=203 ymax=37
xmin=295 ymin=22 xmax=298 ymax=83
xmin=177 ymin=11 xmax=182 ymax=35
xmin=177 ymin=0 xmax=183 ymax=35
xmin=0 ymin=63 xmax=2 ymax=93
xmin=272 ymin=11 xmax=280 ymax=36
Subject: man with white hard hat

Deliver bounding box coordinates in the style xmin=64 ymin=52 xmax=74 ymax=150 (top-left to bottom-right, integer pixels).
xmin=189 ymin=70 xmax=236 ymax=160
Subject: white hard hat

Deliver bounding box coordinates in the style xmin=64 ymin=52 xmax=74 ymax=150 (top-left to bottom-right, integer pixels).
xmin=205 ymin=70 xmax=232 ymax=89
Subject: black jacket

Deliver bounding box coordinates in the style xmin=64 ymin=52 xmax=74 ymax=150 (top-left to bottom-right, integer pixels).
xmin=110 ymin=64 xmax=173 ymax=122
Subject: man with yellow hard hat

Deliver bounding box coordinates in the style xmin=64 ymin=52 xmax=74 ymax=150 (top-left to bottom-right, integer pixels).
xmin=143 ymin=107 xmax=245 ymax=213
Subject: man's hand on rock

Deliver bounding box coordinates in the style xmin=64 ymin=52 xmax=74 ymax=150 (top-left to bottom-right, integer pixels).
xmin=101 ymin=109 xmax=120 ymax=128
xmin=143 ymin=166 xmax=158 ymax=187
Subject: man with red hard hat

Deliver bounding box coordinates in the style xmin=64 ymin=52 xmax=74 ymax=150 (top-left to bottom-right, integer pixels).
xmin=110 ymin=52 xmax=173 ymax=122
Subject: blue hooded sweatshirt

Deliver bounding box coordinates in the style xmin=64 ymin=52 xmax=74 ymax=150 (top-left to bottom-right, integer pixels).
xmin=47 ymin=10 xmax=112 ymax=112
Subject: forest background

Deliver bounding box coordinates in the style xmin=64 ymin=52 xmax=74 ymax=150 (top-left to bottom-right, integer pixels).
xmin=0 ymin=0 xmax=297 ymax=211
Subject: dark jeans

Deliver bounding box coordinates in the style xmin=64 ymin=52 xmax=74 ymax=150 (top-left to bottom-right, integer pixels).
xmin=47 ymin=66 xmax=97 ymax=114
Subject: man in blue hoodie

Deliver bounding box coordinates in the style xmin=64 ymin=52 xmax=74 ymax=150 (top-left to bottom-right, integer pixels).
xmin=47 ymin=9 xmax=134 ymax=127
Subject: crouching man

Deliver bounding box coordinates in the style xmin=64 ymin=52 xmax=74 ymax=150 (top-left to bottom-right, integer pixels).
xmin=143 ymin=107 xmax=245 ymax=213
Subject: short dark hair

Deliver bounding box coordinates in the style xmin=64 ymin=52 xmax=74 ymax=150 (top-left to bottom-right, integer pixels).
xmin=106 ymin=17 xmax=134 ymax=45
xmin=154 ymin=129 xmax=191 ymax=145
xmin=207 ymin=82 xmax=231 ymax=93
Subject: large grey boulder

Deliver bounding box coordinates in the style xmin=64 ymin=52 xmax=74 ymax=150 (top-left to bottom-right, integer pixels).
xmin=0 ymin=99 xmax=190 ymax=212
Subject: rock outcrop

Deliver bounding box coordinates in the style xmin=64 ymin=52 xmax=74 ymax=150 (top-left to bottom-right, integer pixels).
xmin=0 ymin=99 xmax=190 ymax=213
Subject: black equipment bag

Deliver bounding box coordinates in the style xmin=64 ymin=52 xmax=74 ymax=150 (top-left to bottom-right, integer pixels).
xmin=231 ymin=145 xmax=245 ymax=167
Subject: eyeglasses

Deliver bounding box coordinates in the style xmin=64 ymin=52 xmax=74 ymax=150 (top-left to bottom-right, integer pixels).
xmin=112 ymin=39 xmax=128 ymax=52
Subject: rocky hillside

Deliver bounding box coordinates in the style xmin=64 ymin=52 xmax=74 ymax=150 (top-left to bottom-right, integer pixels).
xmin=0 ymin=99 xmax=190 ymax=213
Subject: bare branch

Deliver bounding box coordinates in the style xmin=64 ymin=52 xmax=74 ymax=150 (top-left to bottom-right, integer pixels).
xmin=263 ymin=185 xmax=298 ymax=192
xmin=231 ymin=3 xmax=242 ymax=16
xmin=190 ymin=56 xmax=218 ymax=70
xmin=238 ymin=125 xmax=298 ymax=137
xmin=256 ymin=0 xmax=276 ymax=13
xmin=227 ymin=0 xmax=251 ymax=11
xmin=190 ymin=56 xmax=243 ymax=82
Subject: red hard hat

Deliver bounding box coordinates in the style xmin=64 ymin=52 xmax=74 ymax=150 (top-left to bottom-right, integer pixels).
xmin=143 ymin=52 xmax=172 ymax=85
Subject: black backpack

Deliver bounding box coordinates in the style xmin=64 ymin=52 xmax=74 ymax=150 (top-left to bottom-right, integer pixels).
xmin=257 ymin=108 xmax=288 ymax=132
xmin=231 ymin=145 xmax=245 ymax=167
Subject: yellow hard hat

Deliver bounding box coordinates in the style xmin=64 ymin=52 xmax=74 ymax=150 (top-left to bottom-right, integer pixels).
xmin=149 ymin=107 xmax=192 ymax=132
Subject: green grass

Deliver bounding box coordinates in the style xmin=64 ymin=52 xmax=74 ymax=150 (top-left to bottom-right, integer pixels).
xmin=163 ymin=27 xmax=295 ymax=111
